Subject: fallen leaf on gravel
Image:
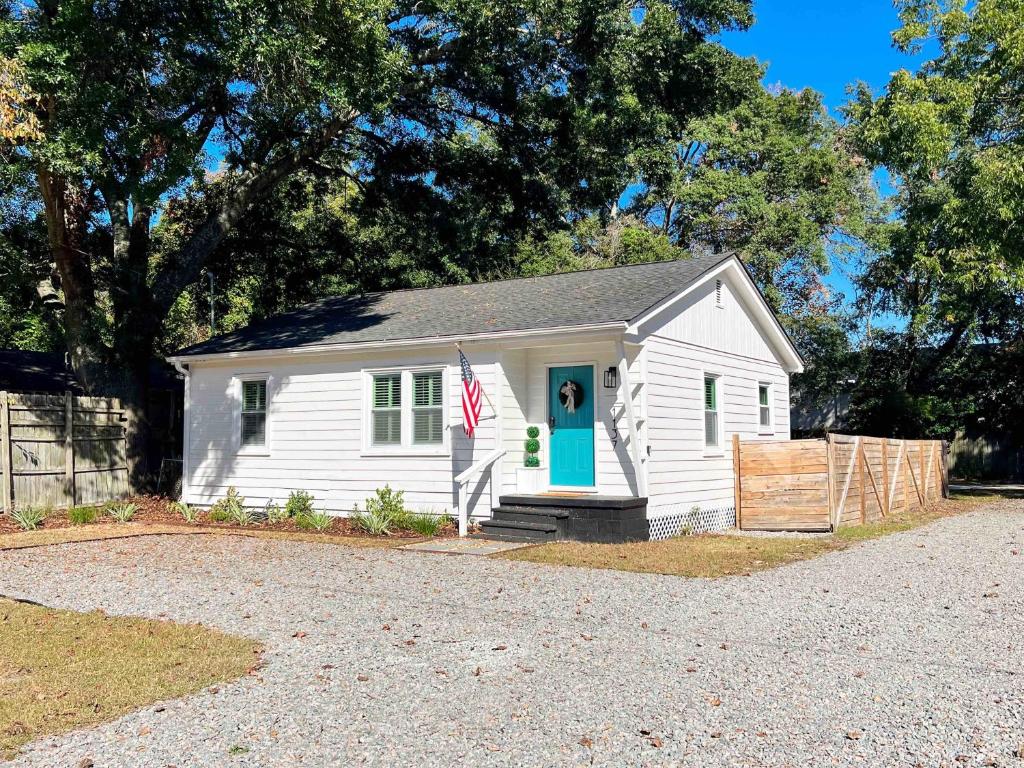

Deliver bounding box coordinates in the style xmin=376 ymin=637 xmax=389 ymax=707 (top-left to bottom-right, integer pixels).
xmin=641 ymin=622 xmax=648 ymax=629
xmin=708 ymin=695 xmax=722 ymax=707
xmin=404 ymin=639 xmax=416 ymax=646
xmin=710 ymin=731 xmax=722 ymax=739
xmin=580 ymin=634 xmax=593 ymax=641
xmin=578 ymin=737 xmax=593 ymax=748
xmin=356 ymin=674 xmax=369 ymax=682
xmin=492 ymin=644 xmax=507 ymax=651
xmin=648 ymin=736 xmax=663 ymax=748
xmin=1011 ymin=550 xmax=1019 ymax=556
xmin=846 ymin=730 xmax=862 ymax=740
xmin=138 ymin=726 xmax=151 ymax=736
xmin=983 ymin=592 xmax=999 ymax=598
xmin=381 ymin=624 xmax=390 ymax=631
xmin=292 ymin=631 xmax=307 ymax=639
xmin=719 ymin=643 xmax=729 ymax=650
xmin=639 ymin=728 xmax=652 ymax=736
xmin=77 ymin=760 xmax=94 ymax=768
xmin=685 ymin=666 xmax=697 ymax=673
xmin=756 ymin=732 xmax=767 ymax=738
xmin=473 ymin=667 xmax=483 ymax=676
xmin=853 ymin=670 xmax=865 ymax=678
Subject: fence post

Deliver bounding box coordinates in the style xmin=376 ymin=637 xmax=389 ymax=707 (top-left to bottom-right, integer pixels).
xmin=881 ymin=440 xmax=890 ymax=517
xmin=858 ymin=444 xmax=866 ymax=523
xmin=64 ymin=390 xmax=75 ymax=507
xmin=825 ymin=433 xmax=836 ymax=530
xmin=0 ymin=391 xmax=10 ymax=513
xmin=732 ymin=433 xmax=742 ymax=529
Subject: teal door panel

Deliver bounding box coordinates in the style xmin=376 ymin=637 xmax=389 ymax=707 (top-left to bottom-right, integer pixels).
xmin=548 ymin=365 xmax=595 ymax=487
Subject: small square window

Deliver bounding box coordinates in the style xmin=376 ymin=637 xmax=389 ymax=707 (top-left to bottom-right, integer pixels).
xmin=240 ymin=379 xmax=267 ymax=448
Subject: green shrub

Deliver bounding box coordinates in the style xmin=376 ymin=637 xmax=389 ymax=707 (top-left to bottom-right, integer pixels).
xmin=68 ymin=506 xmax=99 ymax=525
xmin=210 ymin=487 xmax=244 ymax=523
xmin=284 ymin=490 xmax=315 ymax=519
xmin=526 ymin=425 xmax=540 ymax=439
xmin=264 ymin=501 xmax=288 ymax=524
xmin=524 ymin=454 xmax=540 ymax=468
xmin=171 ymin=500 xmax=198 ymax=523
xmin=106 ymin=501 xmax=137 ymax=523
xmin=295 ymin=509 xmax=333 ymax=531
xmin=10 ymin=506 xmax=46 ymax=531
xmin=366 ymin=485 xmax=405 ymax=519
xmin=524 ymin=437 xmax=541 ymax=454
xmin=403 ymin=511 xmax=452 ymax=536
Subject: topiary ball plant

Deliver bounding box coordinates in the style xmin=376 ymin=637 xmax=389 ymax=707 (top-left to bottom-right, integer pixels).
xmin=524 ymin=426 xmax=541 ymax=467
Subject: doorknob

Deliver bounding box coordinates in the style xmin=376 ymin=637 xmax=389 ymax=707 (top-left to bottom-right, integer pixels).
xmin=548 ymin=415 xmax=556 ymax=433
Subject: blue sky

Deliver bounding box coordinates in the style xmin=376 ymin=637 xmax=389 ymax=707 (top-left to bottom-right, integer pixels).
xmin=719 ymin=1 xmax=921 ymax=325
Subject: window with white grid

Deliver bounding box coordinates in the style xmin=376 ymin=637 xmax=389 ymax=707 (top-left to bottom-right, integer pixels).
xmin=240 ymin=379 xmax=267 ymax=449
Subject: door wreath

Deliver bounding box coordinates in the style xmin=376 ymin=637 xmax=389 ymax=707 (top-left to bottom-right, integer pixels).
xmin=558 ymin=380 xmax=584 ymax=414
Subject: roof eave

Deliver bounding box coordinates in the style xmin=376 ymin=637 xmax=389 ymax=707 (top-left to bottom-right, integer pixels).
xmin=167 ymin=321 xmax=628 ymax=365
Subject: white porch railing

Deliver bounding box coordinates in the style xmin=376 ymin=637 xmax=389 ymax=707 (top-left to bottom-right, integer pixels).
xmin=454 ymin=448 xmax=506 ymax=537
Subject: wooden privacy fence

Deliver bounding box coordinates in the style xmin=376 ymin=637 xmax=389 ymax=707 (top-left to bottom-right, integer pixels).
xmin=733 ymin=433 xmax=948 ymax=532
xmin=0 ymin=391 xmax=129 ymax=512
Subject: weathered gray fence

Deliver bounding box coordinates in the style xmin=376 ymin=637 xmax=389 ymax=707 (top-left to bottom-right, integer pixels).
xmin=0 ymin=391 xmax=129 ymax=511
xmin=949 ymin=432 xmax=1023 ymax=482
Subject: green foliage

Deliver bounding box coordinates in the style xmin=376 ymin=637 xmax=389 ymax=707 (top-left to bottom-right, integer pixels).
xmin=526 ymin=426 xmax=540 ymax=440
xmin=106 ymin=502 xmax=138 ymax=523
xmin=350 ymin=507 xmax=393 ymax=536
xmin=284 ymin=490 xmax=315 ymax=520
xmin=295 ymin=509 xmax=333 ymax=532
xmin=68 ymin=506 xmax=98 ymax=526
xmin=364 ymin=485 xmax=405 ymax=522
xmin=402 ymin=511 xmax=451 ymax=537
xmin=524 ymin=438 xmax=541 ymax=455
xmin=263 ymin=501 xmax=288 ymax=525
xmin=10 ymin=506 xmax=46 ymax=531
xmin=171 ymin=501 xmax=198 ymax=524
xmin=210 ymin=487 xmax=244 ymax=524
xmin=524 ymin=455 xmax=541 ymax=469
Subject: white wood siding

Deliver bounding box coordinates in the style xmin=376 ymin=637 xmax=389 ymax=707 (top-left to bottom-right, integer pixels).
xmin=640 ymin=273 xmax=791 ymax=514
xmin=185 ymin=346 xmax=501 ymax=518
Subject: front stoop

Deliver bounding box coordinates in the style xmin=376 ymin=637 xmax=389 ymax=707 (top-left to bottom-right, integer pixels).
xmin=477 ymin=495 xmax=649 ymax=543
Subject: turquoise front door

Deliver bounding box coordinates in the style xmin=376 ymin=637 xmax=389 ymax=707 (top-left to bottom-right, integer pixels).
xmin=548 ymin=365 xmax=595 ymax=487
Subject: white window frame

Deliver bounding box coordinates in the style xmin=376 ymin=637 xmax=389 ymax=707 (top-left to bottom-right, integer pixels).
xmin=758 ymin=381 xmax=774 ymax=435
xmin=234 ymin=372 xmax=272 ymax=456
xmin=362 ymin=365 xmax=450 ymax=456
xmin=702 ymin=371 xmax=724 ymax=456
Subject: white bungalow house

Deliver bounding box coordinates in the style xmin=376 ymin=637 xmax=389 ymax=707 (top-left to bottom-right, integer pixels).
xmin=169 ymin=253 xmax=803 ymax=542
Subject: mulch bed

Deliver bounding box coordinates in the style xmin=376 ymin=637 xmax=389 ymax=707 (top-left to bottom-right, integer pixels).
xmin=0 ymin=495 xmax=457 ymax=540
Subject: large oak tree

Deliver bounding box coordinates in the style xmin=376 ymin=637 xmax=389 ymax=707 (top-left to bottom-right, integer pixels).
xmin=2 ymin=0 xmax=759 ymax=481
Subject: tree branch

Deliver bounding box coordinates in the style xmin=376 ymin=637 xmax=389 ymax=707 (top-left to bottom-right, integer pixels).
xmin=150 ymin=110 xmax=359 ymax=316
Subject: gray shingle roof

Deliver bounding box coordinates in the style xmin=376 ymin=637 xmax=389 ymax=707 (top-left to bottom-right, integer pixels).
xmin=175 ymin=252 xmax=735 ymax=357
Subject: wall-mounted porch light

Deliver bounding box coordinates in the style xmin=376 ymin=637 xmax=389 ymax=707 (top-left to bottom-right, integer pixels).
xmin=603 ymin=366 xmax=618 ymax=389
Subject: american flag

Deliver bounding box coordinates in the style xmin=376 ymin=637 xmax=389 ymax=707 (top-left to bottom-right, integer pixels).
xmin=459 ymin=348 xmax=482 ymax=437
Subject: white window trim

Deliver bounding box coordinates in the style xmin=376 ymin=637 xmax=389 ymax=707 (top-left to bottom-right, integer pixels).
xmin=758 ymin=381 xmax=774 ymax=435
xmin=702 ymin=370 xmax=724 ymax=457
xmin=234 ymin=372 xmax=272 ymax=457
xmin=362 ymin=365 xmax=450 ymax=457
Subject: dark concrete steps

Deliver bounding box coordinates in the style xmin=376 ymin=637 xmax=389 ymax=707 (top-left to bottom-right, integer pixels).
xmin=475 ymin=517 xmax=559 ymax=542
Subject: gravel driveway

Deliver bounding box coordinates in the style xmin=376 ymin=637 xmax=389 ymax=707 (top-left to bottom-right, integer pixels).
xmin=1 ymin=500 xmax=1022 ymax=767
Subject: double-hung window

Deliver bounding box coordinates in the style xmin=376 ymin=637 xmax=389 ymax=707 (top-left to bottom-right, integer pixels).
xmin=758 ymin=383 xmax=772 ymax=432
xmin=704 ymin=374 xmax=720 ymax=449
xmin=371 ymin=373 xmax=402 ymax=445
xmin=240 ymin=378 xmax=268 ymax=451
xmin=368 ymin=368 xmax=447 ymax=452
xmin=412 ymin=371 xmax=444 ymax=445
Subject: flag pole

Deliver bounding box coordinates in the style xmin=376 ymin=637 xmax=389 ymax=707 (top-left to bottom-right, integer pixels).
xmin=456 ymin=342 xmax=497 ymax=416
